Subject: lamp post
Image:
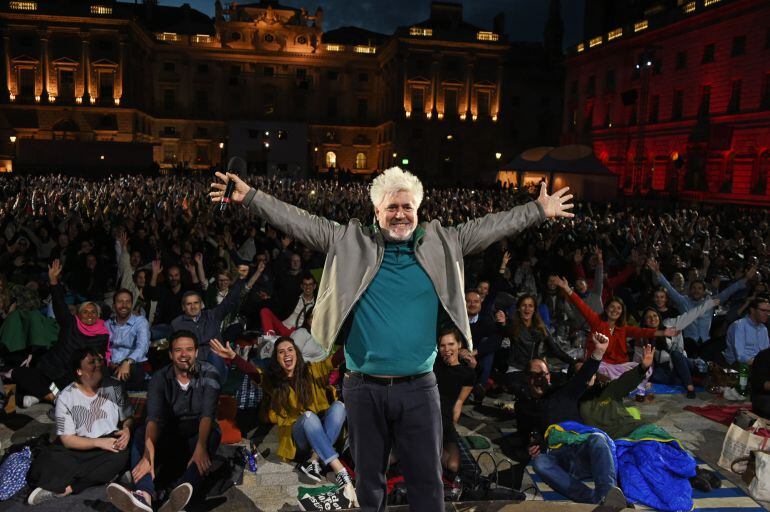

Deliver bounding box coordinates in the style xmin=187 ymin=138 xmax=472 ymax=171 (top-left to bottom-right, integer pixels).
xmin=218 ymin=141 xmax=225 ymax=171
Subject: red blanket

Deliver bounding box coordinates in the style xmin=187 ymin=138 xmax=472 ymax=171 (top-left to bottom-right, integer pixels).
xmin=683 ymin=403 xmax=752 ymax=426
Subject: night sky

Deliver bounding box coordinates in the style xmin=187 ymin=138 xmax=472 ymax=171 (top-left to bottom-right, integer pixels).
xmin=160 ymin=0 xmax=585 ymax=48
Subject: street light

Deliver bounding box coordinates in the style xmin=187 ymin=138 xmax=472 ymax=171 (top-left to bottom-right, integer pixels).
xmin=218 ymin=142 xmax=224 ymax=149
xmin=495 ymin=152 xmax=502 ymax=160
xmin=9 ymin=136 xmax=16 ymax=143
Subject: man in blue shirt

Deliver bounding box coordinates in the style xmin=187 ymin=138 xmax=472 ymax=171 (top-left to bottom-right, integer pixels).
xmin=724 ymin=296 xmax=770 ymax=366
xmin=649 ymin=258 xmax=757 ymax=362
xmin=106 ymin=289 xmax=150 ymax=391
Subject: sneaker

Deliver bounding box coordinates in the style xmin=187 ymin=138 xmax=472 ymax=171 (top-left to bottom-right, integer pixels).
xmin=27 ymin=487 xmax=58 ymax=505
xmin=600 ymin=485 xmax=627 ymax=511
xmin=696 ymin=467 xmax=722 ymax=489
xmin=634 ymin=394 xmax=645 ymax=403
xmin=335 ymin=469 xmax=353 ymax=488
xmin=106 ymin=483 xmax=153 ymax=512
xmin=22 ymin=395 xmax=40 ymax=408
xmin=159 ymin=482 xmax=193 ymax=512
xmin=686 ymin=389 xmax=697 ymax=399
xmin=690 ymin=474 xmax=712 ymax=492
xmin=297 ymin=458 xmax=323 ymax=482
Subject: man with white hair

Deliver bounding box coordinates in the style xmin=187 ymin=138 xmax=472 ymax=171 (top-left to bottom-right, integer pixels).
xmin=211 ymin=167 xmax=573 ymax=511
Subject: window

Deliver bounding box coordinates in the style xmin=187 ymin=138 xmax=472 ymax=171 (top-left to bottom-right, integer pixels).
xmin=649 ymin=94 xmax=660 ymax=123
xmin=162 ymin=126 xmax=177 ymax=137
xmin=586 ymin=75 xmax=596 ymax=97
xmin=163 ymin=89 xmax=175 ymax=111
xmin=325 ymin=151 xmax=336 ymax=168
xmin=296 ymin=68 xmax=307 ymax=79
xmin=411 ymin=87 xmax=425 ymax=113
xmin=197 ymin=63 xmax=209 ymax=74
xmin=327 ymin=70 xmax=338 ymax=81
xmin=98 ymin=40 xmax=112 ymax=51
xmin=570 ymin=80 xmax=578 ymax=99
xmin=195 ymin=145 xmax=209 ymax=164
xmin=675 ymin=51 xmax=687 ymax=70
xmin=355 ymin=152 xmax=367 ymax=169
xmin=732 ymin=35 xmax=746 ymax=57
xmin=59 ymin=70 xmax=74 ymax=100
xmin=584 ymin=102 xmax=594 ymax=131
xmin=18 ymin=68 xmax=34 ymax=97
xmin=698 ymin=85 xmax=711 ymax=118
xmin=444 ymin=89 xmax=458 ymax=117
xmin=99 ymin=71 xmax=114 ymax=100
xmin=605 ymin=70 xmax=616 ymax=93
xmin=702 ymin=43 xmax=715 ymax=64
xmin=163 ymin=145 xmax=176 ymax=163
xmin=263 ymin=66 xmax=274 ymax=77
xmin=653 ymin=58 xmax=662 ymax=75
xmin=357 ymin=98 xmax=368 ymax=119
xmin=327 ymin=96 xmax=337 ymax=118
xmin=477 ymin=91 xmax=491 ymax=116
xmin=358 ymin=72 xmax=369 ymax=82
xmin=195 ymin=126 xmax=208 ymax=138
xmin=230 ymin=65 xmax=241 ymax=75
xmin=163 ymin=62 xmax=175 ymax=72
xmin=604 ymin=102 xmax=612 ymax=127
xmin=728 ymin=80 xmax=741 ymax=113
xmin=672 ymin=89 xmax=684 ymax=120
xmin=761 ymin=74 xmax=770 ymax=110
xmin=195 ymin=90 xmax=208 ymax=111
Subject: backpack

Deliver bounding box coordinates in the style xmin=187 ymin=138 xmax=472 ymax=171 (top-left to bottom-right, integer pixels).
xmin=0 ymin=447 xmax=32 ymax=501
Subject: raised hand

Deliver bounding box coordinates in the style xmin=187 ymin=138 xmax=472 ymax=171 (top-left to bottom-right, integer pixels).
xmin=501 ymin=251 xmax=512 ymax=268
xmin=48 ymin=259 xmax=62 ymax=285
xmin=591 ymin=332 xmax=609 ymax=359
xmin=117 ymin=231 xmax=128 ymax=248
xmin=210 ymin=172 xmax=250 ymax=205
xmin=151 ymin=259 xmax=162 ymax=276
xmin=194 ymin=252 xmax=203 ymax=265
xmin=573 ymin=248 xmax=584 ymax=263
xmin=536 ymin=182 xmax=574 ymax=219
xmin=646 ymin=257 xmax=660 ymax=274
xmin=554 ymin=275 xmax=571 ymax=293
xmin=210 ymin=338 xmax=236 ymax=360
xmin=641 ymin=344 xmax=655 ymax=370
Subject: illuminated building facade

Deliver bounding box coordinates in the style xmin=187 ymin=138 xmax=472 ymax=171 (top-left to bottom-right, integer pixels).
xmin=0 ymin=0 xmax=562 ymax=180
xmin=563 ymin=0 xmax=770 ymax=204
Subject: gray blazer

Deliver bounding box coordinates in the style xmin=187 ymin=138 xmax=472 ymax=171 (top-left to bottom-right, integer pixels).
xmin=243 ymin=188 xmax=546 ymax=354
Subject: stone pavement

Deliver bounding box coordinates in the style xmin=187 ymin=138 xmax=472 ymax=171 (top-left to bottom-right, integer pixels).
xmin=1 ymin=390 xmax=768 ymax=511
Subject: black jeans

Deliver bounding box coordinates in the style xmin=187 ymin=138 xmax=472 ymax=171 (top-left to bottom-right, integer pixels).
xmin=343 ymin=371 xmax=443 ymax=512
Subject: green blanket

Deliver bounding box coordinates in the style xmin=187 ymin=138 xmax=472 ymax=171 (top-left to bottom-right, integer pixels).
xmin=0 ymin=309 xmax=59 ymax=352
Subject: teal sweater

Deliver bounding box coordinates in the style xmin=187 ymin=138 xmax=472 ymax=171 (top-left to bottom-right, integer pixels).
xmin=345 ymin=238 xmax=439 ymax=376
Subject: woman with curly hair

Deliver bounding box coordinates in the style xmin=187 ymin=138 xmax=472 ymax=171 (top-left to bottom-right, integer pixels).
xmin=210 ymin=336 xmax=354 ymax=497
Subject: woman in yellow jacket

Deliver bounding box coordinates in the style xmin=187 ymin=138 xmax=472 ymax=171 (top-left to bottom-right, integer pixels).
xmin=210 ymin=337 xmax=352 ymax=490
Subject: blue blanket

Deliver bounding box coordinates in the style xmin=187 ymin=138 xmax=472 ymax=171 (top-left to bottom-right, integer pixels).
xmin=616 ymin=425 xmax=697 ymax=512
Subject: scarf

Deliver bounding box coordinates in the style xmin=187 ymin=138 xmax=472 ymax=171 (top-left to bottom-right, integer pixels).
xmin=75 ymin=316 xmax=112 ymax=363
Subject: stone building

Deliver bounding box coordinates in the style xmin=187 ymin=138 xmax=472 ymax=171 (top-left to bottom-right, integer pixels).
xmin=0 ymin=0 xmax=563 ymax=182
xmin=563 ymin=0 xmax=770 ymax=205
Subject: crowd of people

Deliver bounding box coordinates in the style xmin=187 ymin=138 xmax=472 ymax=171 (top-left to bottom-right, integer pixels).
xmin=0 ymin=170 xmax=769 ymax=512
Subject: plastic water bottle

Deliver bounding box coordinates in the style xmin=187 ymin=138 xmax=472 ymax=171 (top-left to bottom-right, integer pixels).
xmin=449 ymin=476 xmax=462 ymax=501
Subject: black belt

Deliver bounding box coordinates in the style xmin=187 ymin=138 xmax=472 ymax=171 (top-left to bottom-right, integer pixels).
xmin=346 ymin=371 xmax=430 ymax=386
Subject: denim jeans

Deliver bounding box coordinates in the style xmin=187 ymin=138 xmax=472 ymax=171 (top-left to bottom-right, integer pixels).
xmin=292 ymin=401 xmax=346 ymax=464
xmin=131 ymin=421 xmax=221 ymax=499
xmin=532 ymin=434 xmax=617 ymax=504
xmin=651 ymin=350 xmax=693 ymax=387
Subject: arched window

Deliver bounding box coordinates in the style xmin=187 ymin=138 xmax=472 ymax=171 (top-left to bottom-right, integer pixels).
xmin=325 ymin=151 xmax=336 ymax=168
xmin=355 ymin=152 xmax=367 ymax=169
xmin=752 ymin=150 xmax=770 ymax=195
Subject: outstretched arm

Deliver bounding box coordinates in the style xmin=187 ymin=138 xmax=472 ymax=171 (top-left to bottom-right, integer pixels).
xmin=210 ymin=173 xmax=343 ymax=254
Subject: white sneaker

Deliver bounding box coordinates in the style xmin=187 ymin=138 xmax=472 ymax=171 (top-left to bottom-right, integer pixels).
xmin=106 ymin=483 xmax=152 ymax=512
xmin=27 ymin=487 xmax=58 ymax=505
xmin=159 ymin=482 xmax=193 ymax=512
xmin=22 ymin=395 xmax=40 ymax=408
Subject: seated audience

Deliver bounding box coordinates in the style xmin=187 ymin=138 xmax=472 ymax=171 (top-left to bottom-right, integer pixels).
xmin=259 ymin=273 xmax=316 ymax=337
xmin=105 ymin=289 xmax=150 ymax=391
xmin=26 ymin=348 xmax=133 ymax=505
xmin=209 ymin=337 xmax=355 ymax=499
xmin=433 ymin=327 xmax=476 ymax=478
xmin=107 ymin=330 xmax=220 ymax=512
xmin=639 ymin=298 xmax=718 ymax=399
xmin=516 ymin=333 xmax=627 ymax=509
xmin=723 ymin=296 xmax=770 ymax=367
xmin=11 ymin=260 xmax=109 ymax=407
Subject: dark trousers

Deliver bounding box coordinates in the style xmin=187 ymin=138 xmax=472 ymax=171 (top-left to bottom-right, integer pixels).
xmin=685 ymin=337 xmax=727 ymax=365
xmin=343 ymin=371 xmax=443 ymax=512
xmin=130 ymin=421 xmax=221 ymax=498
xmin=12 ymin=366 xmax=69 ymax=400
xmin=651 ymin=350 xmax=693 ymax=387
xmin=28 ymin=443 xmax=129 ymax=494
xmin=753 ymin=394 xmax=770 ymax=419
xmin=109 ymin=364 xmax=147 ymax=392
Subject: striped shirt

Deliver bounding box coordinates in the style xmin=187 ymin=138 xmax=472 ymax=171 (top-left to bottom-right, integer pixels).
xmin=55 ymin=378 xmax=133 ymax=438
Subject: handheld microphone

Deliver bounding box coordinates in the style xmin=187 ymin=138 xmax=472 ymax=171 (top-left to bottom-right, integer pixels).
xmin=218 ymin=156 xmax=247 ymax=212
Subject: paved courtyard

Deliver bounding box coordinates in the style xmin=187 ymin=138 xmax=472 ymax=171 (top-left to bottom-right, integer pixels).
xmin=1 ymin=389 xmax=768 ymax=511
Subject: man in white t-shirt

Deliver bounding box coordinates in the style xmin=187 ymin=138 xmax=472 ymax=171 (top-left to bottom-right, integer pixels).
xmin=26 ymin=348 xmax=134 ymax=505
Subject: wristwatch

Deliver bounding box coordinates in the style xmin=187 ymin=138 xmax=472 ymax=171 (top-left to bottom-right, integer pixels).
xmin=124 ymin=358 xmax=135 ymax=366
